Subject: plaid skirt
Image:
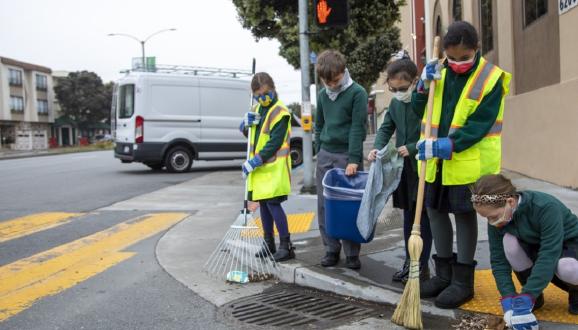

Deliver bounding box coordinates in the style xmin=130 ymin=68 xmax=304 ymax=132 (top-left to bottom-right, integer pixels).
xmin=425 ymin=164 xmax=474 ymax=214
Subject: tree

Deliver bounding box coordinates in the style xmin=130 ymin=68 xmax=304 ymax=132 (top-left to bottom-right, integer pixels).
xmin=54 ymin=71 xmax=112 ymax=134
xmin=232 ymin=0 xmax=403 ymax=91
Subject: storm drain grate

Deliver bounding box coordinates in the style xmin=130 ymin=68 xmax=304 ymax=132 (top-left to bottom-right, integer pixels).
xmin=222 ymin=285 xmax=380 ymax=328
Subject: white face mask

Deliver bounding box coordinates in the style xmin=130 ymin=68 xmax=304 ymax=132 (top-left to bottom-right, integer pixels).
xmin=488 ymin=205 xmax=513 ymax=228
xmin=393 ymin=83 xmax=414 ymax=103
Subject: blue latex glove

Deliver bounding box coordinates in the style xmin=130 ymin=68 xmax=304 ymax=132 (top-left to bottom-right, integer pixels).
xmin=510 ymin=294 xmax=539 ymax=330
xmin=243 ymin=112 xmax=261 ymax=126
xmin=239 ymin=121 xmax=246 ymax=133
xmin=420 ymin=59 xmax=442 ymax=82
xmin=501 ymin=296 xmax=514 ymax=327
xmin=416 ymin=137 xmax=453 ymax=160
xmin=242 ymin=155 xmax=263 ymax=179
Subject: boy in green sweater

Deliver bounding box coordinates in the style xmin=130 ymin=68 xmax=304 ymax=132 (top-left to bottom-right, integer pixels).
xmin=472 ymin=174 xmax=578 ymax=329
xmin=315 ymin=49 xmax=368 ymax=269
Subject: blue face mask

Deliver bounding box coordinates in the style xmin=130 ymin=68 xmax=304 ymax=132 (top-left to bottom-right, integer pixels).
xmin=254 ymin=91 xmax=275 ymax=107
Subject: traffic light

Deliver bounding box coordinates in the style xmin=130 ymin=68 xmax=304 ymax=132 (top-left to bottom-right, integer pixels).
xmin=314 ymin=0 xmax=349 ymax=28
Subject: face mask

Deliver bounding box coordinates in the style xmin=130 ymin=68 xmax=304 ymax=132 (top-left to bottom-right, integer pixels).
xmin=255 ymin=91 xmax=275 ymax=107
xmin=489 ymin=205 xmax=513 ymax=228
xmin=448 ymin=56 xmax=476 ymax=74
xmin=393 ymin=84 xmax=414 ymax=103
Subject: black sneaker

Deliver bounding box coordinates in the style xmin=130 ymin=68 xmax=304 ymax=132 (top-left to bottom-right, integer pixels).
xmin=345 ymin=256 xmax=361 ymax=270
xmin=392 ymin=259 xmax=409 ymax=282
xmin=320 ymin=252 xmax=339 ymax=267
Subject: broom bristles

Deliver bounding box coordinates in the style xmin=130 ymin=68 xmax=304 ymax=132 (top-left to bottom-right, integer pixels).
xmin=391 ymin=230 xmax=423 ymax=330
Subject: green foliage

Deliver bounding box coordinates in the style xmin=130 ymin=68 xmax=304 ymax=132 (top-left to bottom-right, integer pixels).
xmin=54 ymin=71 xmax=112 ymax=131
xmin=232 ymin=0 xmax=403 ymax=91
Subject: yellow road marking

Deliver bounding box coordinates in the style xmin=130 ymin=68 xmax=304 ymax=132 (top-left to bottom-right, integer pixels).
xmin=251 ymin=212 xmax=315 ymax=236
xmin=0 ymin=213 xmax=84 ymax=243
xmin=461 ymin=269 xmax=578 ymax=324
xmin=0 ymin=212 xmax=188 ymax=322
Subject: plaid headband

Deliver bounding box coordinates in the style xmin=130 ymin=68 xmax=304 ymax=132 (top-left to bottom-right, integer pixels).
xmin=470 ymin=194 xmax=513 ymax=204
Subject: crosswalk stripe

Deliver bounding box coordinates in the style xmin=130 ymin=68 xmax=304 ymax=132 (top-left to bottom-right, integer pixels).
xmin=0 ymin=212 xmax=188 ymax=321
xmin=0 ymin=212 xmax=84 ymax=243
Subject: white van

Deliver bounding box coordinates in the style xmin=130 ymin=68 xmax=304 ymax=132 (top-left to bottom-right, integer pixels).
xmin=112 ymin=67 xmax=308 ymax=172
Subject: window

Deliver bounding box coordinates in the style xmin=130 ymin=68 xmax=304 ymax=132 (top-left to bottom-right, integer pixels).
xmin=118 ymin=84 xmax=135 ymax=119
xmin=9 ymin=69 xmax=22 ymax=86
xmin=453 ymin=0 xmax=463 ymax=21
xmin=36 ymin=74 xmax=48 ymax=91
xmin=10 ymin=96 xmax=24 ymax=112
xmin=37 ymin=99 xmax=49 ymax=114
xmin=524 ymin=0 xmax=547 ymax=27
xmin=480 ymin=0 xmax=494 ymax=53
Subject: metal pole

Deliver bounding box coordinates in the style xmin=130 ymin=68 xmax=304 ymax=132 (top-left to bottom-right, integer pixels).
xmin=299 ymin=0 xmax=315 ymax=193
xmin=141 ymin=41 xmax=146 ymax=71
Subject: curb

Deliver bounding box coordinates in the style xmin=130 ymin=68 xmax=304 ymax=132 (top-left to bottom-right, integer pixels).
xmin=0 ymin=149 xmax=112 ymax=161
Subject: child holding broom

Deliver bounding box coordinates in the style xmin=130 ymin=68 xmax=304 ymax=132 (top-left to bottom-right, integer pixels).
xmin=240 ymin=72 xmax=295 ymax=262
xmin=472 ymin=174 xmax=578 ymax=329
xmin=413 ymin=21 xmax=512 ymax=308
xmin=367 ymin=51 xmax=432 ymax=283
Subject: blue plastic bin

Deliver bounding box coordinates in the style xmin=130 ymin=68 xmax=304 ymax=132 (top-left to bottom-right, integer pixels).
xmin=322 ymin=168 xmax=372 ymax=244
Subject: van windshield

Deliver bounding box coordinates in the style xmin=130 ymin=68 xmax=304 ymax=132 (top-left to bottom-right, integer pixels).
xmin=118 ymin=84 xmax=135 ymax=119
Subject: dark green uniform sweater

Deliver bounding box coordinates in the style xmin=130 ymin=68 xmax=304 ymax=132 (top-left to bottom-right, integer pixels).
xmin=489 ymin=191 xmax=578 ymax=299
xmin=315 ymin=83 xmax=368 ymax=164
xmin=412 ymin=52 xmax=503 ymax=152
xmin=374 ymin=98 xmax=420 ymax=172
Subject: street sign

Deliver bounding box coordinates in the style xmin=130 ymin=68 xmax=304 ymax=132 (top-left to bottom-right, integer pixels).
xmin=132 ymin=57 xmax=156 ymax=71
xmin=314 ymin=0 xmax=349 ymax=28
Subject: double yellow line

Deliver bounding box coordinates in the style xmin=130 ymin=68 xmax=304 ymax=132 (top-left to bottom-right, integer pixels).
xmin=0 ymin=212 xmax=188 ymax=321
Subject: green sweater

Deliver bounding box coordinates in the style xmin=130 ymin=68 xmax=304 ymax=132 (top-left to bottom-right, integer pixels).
xmin=315 ymin=82 xmax=368 ymax=164
xmin=374 ymin=98 xmax=420 ymax=172
xmin=412 ymin=52 xmax=503 ymax=152
xmin=489 ymin=191 xmax=578 ymax=299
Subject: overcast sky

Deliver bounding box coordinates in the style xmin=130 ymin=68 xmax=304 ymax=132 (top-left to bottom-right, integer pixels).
xmin=0 ymin=0 xmax=310 ymax=104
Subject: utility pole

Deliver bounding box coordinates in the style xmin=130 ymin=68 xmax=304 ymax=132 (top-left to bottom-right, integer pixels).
xmin=299 ymin=0 xmax=315 ymax=194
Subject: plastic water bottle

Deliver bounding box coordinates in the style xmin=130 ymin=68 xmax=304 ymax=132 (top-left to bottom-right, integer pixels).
xmin=226 ymin=271 xmax=249 ymax=283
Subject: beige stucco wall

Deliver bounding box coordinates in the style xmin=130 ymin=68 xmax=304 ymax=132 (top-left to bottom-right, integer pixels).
xmin=502 ymin=77 xmax=578 ymax=189
xmin=559 ymin=7 xmax=578 ymax=81
xmin=495 ymin=0 xmax=515 ymax=93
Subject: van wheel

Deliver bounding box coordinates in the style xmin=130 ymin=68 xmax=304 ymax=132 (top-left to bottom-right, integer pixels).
xmin=290 ymin=142 xmax=303 ymax=168
xmin=165 ymin=146 xmax=193 ymax=173
xmin=145 ymin=162 xmax=163 ymax=171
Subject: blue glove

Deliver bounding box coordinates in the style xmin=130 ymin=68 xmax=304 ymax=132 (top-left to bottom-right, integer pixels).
xmin=420 ymin=59 xmax=442 ymax=82
xmin=242 ymin=155 xmax=263 ymax=178
xmin=243 ymin=112 xmax=261 ymax=126
xmin=239 ymin=121 xmax=246 ymax=133
xmin=416 ymin=138 xmax=453 ymax=160
xmin=510 ymin=294 xmax=539 ymax=330
xmin=501 ymin=296 xmax=514 ymax=327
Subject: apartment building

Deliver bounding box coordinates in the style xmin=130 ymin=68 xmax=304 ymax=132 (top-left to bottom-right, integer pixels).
xmin=0 ymin=57 xmax=55 ymax=150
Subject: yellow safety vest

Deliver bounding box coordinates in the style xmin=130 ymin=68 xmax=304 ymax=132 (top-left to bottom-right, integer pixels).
xmin=248 ymin=100 xmax=292 ymax=200
xmin=421 ymin=57 xmax=512 ymax=185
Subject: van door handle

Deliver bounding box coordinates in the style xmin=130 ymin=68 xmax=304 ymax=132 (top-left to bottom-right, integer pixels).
xmin=192 ymin=120 xmax=201 ymax=123
xmin=122 ymin=124 xmax=127 ymax=127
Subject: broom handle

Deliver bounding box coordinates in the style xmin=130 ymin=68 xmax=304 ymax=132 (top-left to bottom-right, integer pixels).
xmin=413 ymin=37 xmax=441 ymax=229
xmin=243 ymin=58 xmax=256 ymax=220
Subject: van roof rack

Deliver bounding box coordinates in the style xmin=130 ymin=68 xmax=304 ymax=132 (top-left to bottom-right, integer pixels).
xmin=127 ymin=64 xmax=253 ymax=78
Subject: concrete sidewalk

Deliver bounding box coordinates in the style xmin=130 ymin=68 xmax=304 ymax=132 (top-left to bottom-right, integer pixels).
xmin=138 ymin=142 xmax=578 ymax=329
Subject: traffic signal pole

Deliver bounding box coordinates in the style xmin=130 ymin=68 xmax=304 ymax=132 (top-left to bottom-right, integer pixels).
xmin=299 ymin=0 xmax=316 ymax=194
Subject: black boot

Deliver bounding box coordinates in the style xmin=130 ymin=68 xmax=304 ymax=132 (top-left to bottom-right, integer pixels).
xmin=392 ymin=259 xmax=409 ymax=282
xmin=345 ymin=256 xmax=361 ymax=270
xmin=272 ymin=236 xmax=295 ymax=262
xmin=255 ymin=233 xmax=276 ymax=258
xmin=435 ymin=260 xmax=477 ymax=309
xmin=402 ymin=262 xmax=430 ymax=284
xmin=569 ymin=286 xmax=578 ymax=315
xmin=515 ymin=269 xmax=544 ymax=311
xmin=321 ymin=252 xmax=340 ymax=267
xmin=421 ymin=254 xmax=454 ymax=298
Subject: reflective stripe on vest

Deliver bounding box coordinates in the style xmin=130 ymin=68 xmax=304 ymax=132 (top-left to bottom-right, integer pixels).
xmin=262 ymin=106 xmax=285 ymax=134
xmin=467 ymin=61 xmax=498 ymax=101
xmin=448 ymin=120 xmax=503 ymax=137
xmin=421 ymin=123 xmax=439 ymax=138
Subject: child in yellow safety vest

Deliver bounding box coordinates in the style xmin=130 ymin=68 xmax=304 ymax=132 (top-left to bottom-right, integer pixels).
xmin=413 ymin=21 xmax=512 ymax=309
xmin=240 ymin=72 xmax=295 ymax=262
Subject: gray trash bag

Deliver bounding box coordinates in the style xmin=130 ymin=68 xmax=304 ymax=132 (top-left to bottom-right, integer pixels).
xmin=356 ymin=142 xmax=404 ymax=241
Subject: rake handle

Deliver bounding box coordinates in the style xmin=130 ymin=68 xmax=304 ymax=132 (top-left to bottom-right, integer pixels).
xmin=243 ymin=58 xmax=256 ymax=224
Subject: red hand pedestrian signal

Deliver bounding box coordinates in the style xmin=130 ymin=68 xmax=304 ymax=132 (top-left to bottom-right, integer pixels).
xmin=315 ymin=0 xmax=348 ymax=28
xmin=317 ymin=0 xmax=332 ymax=24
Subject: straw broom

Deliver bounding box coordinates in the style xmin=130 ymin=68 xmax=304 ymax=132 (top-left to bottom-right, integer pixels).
xmin=391 ymin=36 xmax=441 ymax=330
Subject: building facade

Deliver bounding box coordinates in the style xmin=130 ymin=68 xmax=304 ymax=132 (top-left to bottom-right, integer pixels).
xmin=0 ymin=57 xmax=55 ymax=150
xmin=378 ymin=0 xmax=578 ymax=188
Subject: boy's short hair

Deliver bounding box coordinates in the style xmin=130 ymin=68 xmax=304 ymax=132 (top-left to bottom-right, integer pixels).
xmin=316 ymin=50 xmax=346 ymax=81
